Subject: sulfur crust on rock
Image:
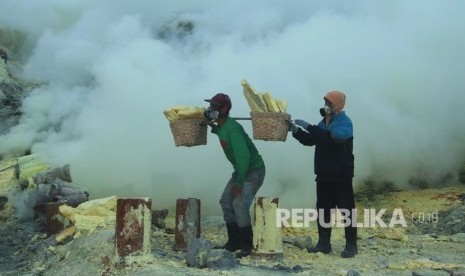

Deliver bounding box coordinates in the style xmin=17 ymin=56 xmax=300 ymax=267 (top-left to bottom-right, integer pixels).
xmin=58 ymin=195 xmax=117 ymax=236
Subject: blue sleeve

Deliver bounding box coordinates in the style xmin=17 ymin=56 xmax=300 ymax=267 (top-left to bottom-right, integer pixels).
xmin=331 ymin=115 xmax=353 ymax=142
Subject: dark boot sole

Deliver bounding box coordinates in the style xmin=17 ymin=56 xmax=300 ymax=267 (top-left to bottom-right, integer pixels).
xmin=307 ymin=248 xmax=332 ymax=254
xmin=341 ymin=249 xmax=358 ymax=258
xmin=213 ymin=245 xmax=240 ymax=251
xmin=307 ymin=244 xmax=332 ymax=254
xmin=236 ymin=250 xmax=251 ymax=258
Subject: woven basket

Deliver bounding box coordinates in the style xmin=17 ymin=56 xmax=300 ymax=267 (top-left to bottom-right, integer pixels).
xmin=169 ymin=119 xmax=207 ymax=147
xmin=251 ymin=112 xmax=291 ymax=141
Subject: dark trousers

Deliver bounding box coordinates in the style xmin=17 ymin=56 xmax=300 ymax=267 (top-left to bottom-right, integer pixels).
xmin=316 ymin=178 xmax=356 ymax=242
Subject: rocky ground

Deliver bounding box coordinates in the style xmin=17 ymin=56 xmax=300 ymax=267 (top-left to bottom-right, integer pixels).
xmin=1 ymin=163 xmax=465 ymax=276
xmin=0 ymin=212 xmax=465 ymax=276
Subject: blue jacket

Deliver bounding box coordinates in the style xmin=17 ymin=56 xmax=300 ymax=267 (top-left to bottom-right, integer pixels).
xmin=293 ymin=111 xmax=354 ymax=180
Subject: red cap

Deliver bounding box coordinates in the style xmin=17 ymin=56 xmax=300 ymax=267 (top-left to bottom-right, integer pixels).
xmin=204 ymin=93 xmax=232 ymax=111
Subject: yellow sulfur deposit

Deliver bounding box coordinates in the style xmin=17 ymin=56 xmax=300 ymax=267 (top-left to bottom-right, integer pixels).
xmin=17 ymin=154 xmax=50 ymax=189
xmin=242 ymin=79 xmax=287 ymax=113
xmin=263 ymin=92 xmax=288 ymax=113
xmin=58 ymin=195 xmax=117 ymax=236
xmin=262 ymin=92 xmax=280 ymax=112
xmin=163 ymin=106 xmax=206 ymax=122
xmin=276 ymin=99 xmax=288 ymax=113
xmin=242 ymin=80 xmax=267 ymax=112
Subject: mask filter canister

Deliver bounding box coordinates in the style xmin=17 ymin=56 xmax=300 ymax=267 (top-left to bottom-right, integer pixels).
xmin=319 ymin=105 xmax=332 ymax=117
xmin=205 ymin=106 xmax=219 ymax=121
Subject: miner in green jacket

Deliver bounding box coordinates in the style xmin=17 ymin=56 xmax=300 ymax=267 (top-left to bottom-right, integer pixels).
xmin=204 ymin=93 xmax=266 ymax=258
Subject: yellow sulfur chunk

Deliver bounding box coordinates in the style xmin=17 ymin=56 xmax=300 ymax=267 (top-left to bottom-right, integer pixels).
xmin=241 ymin=79 xmax=267 ymax=112
xmin=276 ymin=99 xmax=288 ymax=113
xmin=241 ymin=79 xmax=287 ymax=113
xmin=163 ymin=109 xmax=177 ymax=122
xmin=163 ymin=106 xmax=205 ymax=122
xmin=176 ymin=107 xmax=205 ymax=120
xmin=262 ymin=92 xmax=281 ymax=112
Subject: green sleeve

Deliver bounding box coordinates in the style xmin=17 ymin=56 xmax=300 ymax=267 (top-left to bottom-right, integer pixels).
xmin=230 ymin=131 xmax=250 ymax=188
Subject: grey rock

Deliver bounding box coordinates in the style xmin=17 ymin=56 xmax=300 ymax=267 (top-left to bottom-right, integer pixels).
xmin=283 ymin=236 xmax=312 ymax=250
xmin=347 ymin=270 xmax=360 ymax=276
xmin=186 ymin=238 xmax=212 ymax=268
xmin=440 ymin=206 xmax=465 ymax=234
xmin=412 ymin=270 xmax=450 ymax=276
xmin=295 ymin=236 xmax=313 ymax=250
xmin=206 ymin=249 xmax=237 ymax=269
xmin=33 ymin=164 xmax=72 ymax=184
xmin=449 ymin=232 xmax=465 ymax=243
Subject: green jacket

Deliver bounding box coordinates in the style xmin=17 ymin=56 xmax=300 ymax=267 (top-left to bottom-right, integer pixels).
xmin=211 ymin=116 xmax=264 ymax=187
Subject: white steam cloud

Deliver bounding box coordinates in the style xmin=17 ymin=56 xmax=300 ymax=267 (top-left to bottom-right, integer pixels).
xmin=1 ymin=1 xmax=465 ymax=214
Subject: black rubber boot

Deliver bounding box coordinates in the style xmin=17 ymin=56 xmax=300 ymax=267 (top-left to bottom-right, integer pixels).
xmin=307 ymin=224 xmax=332 ymax=254
xmin=217 ymin=223 xmax=241 ymax=252
xmin=236 ymin=225 xmax=253 ymax=258
xmin=341 ymin=226 xmax=358 ymax=258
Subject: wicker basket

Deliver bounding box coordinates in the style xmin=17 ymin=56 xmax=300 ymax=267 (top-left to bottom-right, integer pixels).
xmin=251 ymin=112 xmax=291 ymax=141
xmin=169 ymin=119 xmax=207 ymax=147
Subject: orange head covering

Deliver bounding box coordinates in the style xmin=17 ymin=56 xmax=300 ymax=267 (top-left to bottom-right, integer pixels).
xmin=324 ymin=90 xmax=346 ymax=114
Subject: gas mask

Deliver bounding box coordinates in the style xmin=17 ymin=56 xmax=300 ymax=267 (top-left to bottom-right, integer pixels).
xmin=319 ymin=105 xmax=333 ymax=117
xmin=204 ymin=106 xmax=219 ymax=121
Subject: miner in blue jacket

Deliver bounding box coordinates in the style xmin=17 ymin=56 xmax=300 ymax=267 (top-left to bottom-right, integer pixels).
xmin=289 ymin=90 xmax=357 ymax=258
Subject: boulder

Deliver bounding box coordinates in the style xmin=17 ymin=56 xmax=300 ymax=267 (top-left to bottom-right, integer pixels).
xmin=186 ymin=238 xmax=212 ymax=268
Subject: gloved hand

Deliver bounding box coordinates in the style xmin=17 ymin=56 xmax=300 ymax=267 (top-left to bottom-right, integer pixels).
xmin=288 ymin=121 xmax=298 ymax=134
xmin=295 ymin=119 xmax=311 ymax=129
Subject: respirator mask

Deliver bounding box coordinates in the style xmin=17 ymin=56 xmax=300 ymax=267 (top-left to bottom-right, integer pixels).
xmin=319 ymin=105 xmax=333 ymax=117
xmin=204 ymin=106 xmax=219 ymax=121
